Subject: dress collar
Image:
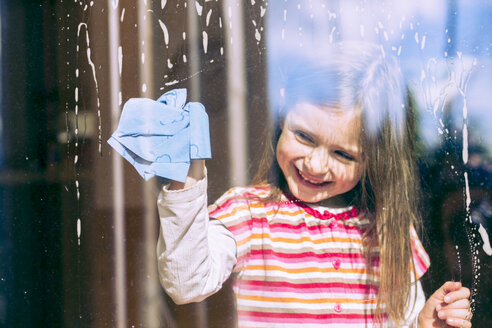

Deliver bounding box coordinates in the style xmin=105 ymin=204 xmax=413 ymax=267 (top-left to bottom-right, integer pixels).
xmin=282 ymin=192 xmax=359 ymax=221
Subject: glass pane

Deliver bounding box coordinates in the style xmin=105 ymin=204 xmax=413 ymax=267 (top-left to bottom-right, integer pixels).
xmin=0 ymin=0 xmax=490 ymax=327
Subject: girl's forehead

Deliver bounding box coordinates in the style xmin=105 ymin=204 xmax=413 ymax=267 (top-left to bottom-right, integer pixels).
xmin=285 ymin=103 xmax=363 ymax=152
xmin=287 ymin=102 xmax=361 ymax=122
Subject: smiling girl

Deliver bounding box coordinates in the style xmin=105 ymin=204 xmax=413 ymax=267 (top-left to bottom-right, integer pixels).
xmin=156 ymin=42 xmax=472 ymax=327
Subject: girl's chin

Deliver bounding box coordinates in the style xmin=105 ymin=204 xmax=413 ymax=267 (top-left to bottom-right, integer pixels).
xmin=289 ymin=184 xmax=353 ymax=208
xmin=289 ymin=186 xmax=332 ymax=204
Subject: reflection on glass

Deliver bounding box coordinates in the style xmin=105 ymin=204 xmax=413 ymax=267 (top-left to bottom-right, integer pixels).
xmin=0 ymin=0 xmax=490 ymax=327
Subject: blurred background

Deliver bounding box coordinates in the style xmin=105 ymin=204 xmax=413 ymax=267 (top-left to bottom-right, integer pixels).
xmin=0 ymin=0 xmax=490 ymax=327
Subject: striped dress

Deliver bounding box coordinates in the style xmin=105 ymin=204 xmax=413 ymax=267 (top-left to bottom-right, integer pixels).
xmin=208 ymin=185 xmax=430 ymax=328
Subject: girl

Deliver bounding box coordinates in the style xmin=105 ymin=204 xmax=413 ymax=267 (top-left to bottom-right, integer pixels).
xmin=156 ymin=42 xmax=472 ymax=327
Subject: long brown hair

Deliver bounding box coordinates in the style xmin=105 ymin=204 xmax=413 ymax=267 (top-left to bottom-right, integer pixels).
xmin=253 ymin=42 xmax=422 ymax=325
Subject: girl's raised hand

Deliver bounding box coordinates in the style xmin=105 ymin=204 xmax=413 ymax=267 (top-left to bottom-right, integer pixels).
xmin=418 ymin=281 xmax=471 ymax=328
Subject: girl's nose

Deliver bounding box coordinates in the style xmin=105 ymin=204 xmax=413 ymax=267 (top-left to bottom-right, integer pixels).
xmin=305 ymin=147 xmax=330 ymax=176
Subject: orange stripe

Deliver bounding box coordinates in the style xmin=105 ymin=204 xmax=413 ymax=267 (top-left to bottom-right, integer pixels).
xmin=237 ymin=294 xmax=377 ymax=304
xmin=214 ymin=204 xmax=250 ymax=220
xmin=245 ymin=264 xmax=369 ymax=275
xmin=215 ymin=201 xmax=317 ymax=218
xmin=265 ymin=209 xmax=308 ymax=217
xmin=248 ymin=233 xmax=362 ymax=245
xmin=236 ymin=234 xmax=252 ymax=247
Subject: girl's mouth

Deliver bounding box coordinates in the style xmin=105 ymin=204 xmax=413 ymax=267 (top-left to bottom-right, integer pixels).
xmin=295 ymin=167 xmax=331 ymax=187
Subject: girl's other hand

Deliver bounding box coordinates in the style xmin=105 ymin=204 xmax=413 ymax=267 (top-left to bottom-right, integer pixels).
xmin=418 ymin=281 xmax=471 ymax=328
xmin=169 ymin=160 xmax=205 ymax=190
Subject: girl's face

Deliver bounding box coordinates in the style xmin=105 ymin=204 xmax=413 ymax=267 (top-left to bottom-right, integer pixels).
xmin=276 ymin=103 xmax=363 ymax=206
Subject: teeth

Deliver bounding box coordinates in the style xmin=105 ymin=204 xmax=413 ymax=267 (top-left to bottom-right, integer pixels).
xmin=299 ymin=170 xmax=325 ymax=185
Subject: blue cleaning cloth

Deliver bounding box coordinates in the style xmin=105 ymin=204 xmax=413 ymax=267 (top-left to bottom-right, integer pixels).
xmin=107 ymin=88 xmax=211 ymax=182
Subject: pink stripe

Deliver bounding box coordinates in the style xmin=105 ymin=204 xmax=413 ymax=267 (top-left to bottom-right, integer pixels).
xmin=227 ymin=216 xmax=365 ymax=235
xmin=230 ymin=223 xmax=252 ymax=235
xmin=411 ymin=241 xmax=430 ymax=277
xmin=238 ymin=280 xmax=378 ymax=295
xmin=415 ymin=260 xmax=428 ymax=277
xmin=238 ymin=310 xmax=380 ymax=324
xmin=247 ymin=249 xmax=367 ymax=264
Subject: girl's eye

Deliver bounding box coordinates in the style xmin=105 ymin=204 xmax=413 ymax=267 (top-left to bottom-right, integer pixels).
xmin=335 ymin=150 xmax=355 ymax=161
xmin=294 ymin=130 xmax=314 ymax=143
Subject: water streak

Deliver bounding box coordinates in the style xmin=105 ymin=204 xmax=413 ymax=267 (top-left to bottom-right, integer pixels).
xmin=77 ymin=23 xmax=102 ymax=154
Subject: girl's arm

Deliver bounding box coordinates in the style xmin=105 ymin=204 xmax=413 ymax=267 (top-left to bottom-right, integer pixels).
xmin=156 ymin=160 xmax=237 ymax=304
xmin=418 ymin=281 xmax=472 ymax=328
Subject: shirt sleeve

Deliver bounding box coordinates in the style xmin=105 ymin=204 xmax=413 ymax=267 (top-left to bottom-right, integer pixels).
xmin=400 ymin=279 xmax=426 ymax=327
xmin=156 ymin=177 xmax=237 ymax=304
xmin=398 ymin=226 xmax=430 ymax=327
xmin=410 ymin=225 xmax=431 ymax=280
xmin=388 ymin=226 xmax=430 ymax=327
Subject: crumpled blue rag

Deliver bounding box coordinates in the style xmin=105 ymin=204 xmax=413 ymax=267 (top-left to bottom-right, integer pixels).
xmin=107 ymin=88 xmax=211 ymax=182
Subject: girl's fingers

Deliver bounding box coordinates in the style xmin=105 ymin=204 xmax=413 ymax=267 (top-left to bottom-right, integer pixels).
xmin=443 ymin=287 xmax=471 ymax=304
xmin=422 ymin=282 xmax=472 ymax=328
xmin=436 ymin=298 xmax=470 ymax=311
xmin=438 ymin=308 xmax=469 ymax=320
xmin=444 ymin=316 xmax=472 ymax=328
xmin=437 ymin=306 xmax=473 ymax=328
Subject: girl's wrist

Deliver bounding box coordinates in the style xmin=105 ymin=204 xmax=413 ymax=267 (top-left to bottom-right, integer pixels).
xmin=417 ymin=311 xmax=425 ymax=328
xmin=168 ymin=160 xmax=206 ymax=190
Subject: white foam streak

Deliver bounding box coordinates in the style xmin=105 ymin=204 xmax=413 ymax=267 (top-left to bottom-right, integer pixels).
xmin=206 ymin=9 xmax=212 ymax=26
xmin=478 ymin=224 xmax=492 ymax=256
xmin=260 ymin=6 xmax=266 ymax=17
xmin=118 ymin=46 xmax=122 ymax=76
xmin=77 ymin=218 xmax=81 ymax=245
xmin=203 ymin=31 xmax=208 ymax=53
xmin=464 ymin=172 xmax=471 ymax=216
xmin=165 ymin=80 xmax=179 ymax=86
xmin=77 ymin=22 xmax=101 ymax=154
xmin=329 ymin=26 xmax=336 ymax=44
xmin=85 ymin=46 xmax=99 ymax=110
xmin=463 ymin=123 xmax=468 ymax=164
xmin=195 ymin=1 xmax=203 ymax=16
xmin=158 ymin=19 xmax=169 ymax=46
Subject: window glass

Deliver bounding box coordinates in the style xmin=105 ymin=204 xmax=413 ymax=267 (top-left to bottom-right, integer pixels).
xmin=0 ymin=1 xmax=490 ymax=327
